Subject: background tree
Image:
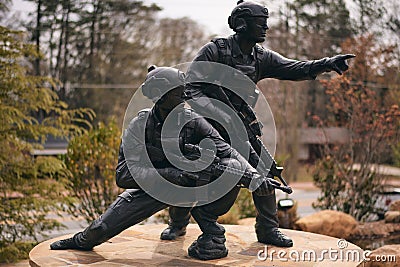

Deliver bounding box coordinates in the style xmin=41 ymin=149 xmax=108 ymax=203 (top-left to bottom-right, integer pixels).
xmin=351 ymin=0 xmax=386 ymax=34
xmin=0 ymin=26 xmax=93 ymax=262
xmin=0 ymin=0 xmax=11 ymax=19
xmin=259 ymin=0 xmax=353 ymax=182
xmin=312 ymin=35 xmax=400 ymax=221
xmin=387 ymin=3 xmax=400 ymax=39
xmin=21 ymin=0 xmax=160 ymax=122
xmin=149 ymin=17 xmax=209 ymax=66
xmin=20 ymin=0 xmax=208 ymax=123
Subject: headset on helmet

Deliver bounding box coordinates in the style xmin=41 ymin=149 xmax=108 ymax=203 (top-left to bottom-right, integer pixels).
xmin=228 ymin=0 xmax=269 ymax=32
xmin=141 ymin=65 xmax=185 ymax=102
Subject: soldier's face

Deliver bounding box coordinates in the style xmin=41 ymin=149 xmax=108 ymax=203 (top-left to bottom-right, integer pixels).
xmin=159 ymin=86 xmax=185 ymax=110
xmin=245 ymin=16 xmax=269 ymax=43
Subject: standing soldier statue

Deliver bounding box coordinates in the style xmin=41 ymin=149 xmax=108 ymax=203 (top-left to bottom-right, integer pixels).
xmin=161 ymin=0 xmax=355 ymax=248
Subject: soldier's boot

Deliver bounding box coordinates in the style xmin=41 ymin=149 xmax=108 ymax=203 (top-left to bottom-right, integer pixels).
xmin=256 ymin=228 xmax=293 ymax=247
xmin=188 ymin=185 xmax=240 ymax=260
xmin=160 ymin=225 xmax=187 ymax=240
xmin=253 ymin=192 xmax=293 ymax=247
xmin=160 ymin=206 xmax=191 ymax=240
xmin=50 ymin=237 xmax=92 ymax=251
xmin=188 ymin=233 xmax=228 ymax=260
xmin=188 ymin=211 xmax=228 ymax=260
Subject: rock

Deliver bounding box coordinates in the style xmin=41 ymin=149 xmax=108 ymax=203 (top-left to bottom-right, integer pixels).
xmin=361 ymin=245 xmax=400 ymax=267
xmin=348 ymin=221 xmax=400 ymax=251
xmin=348 ymin=221 xmax=400 ymax=250
xmin=385 ymin=211 xmax=400 ymax=223
xmin=389 ymin=200 xmax=400 ymax=212
xmin=294 ymin=210 xmax=358 ymax=239
xmin=349 ymin=221 xmax=389 ymax=239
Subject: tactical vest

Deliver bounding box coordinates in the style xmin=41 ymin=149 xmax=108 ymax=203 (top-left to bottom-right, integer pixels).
xmin=210 ymin=38 xmax=264 ymax=136
xmin=142 ymin=108 xmax=197 ymax=165
xmin=210 ymin=37 xmax=263 ymax=109
xmin=211 ymin=37 xmax=265 ymax=83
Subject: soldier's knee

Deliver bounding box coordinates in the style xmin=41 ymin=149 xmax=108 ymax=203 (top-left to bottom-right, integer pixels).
xmin=85 ymin=218 xmax=109 ymax=244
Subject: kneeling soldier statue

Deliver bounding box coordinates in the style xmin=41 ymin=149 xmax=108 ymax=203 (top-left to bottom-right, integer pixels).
xmin=50 ymin=65 xmax=278 ymax=260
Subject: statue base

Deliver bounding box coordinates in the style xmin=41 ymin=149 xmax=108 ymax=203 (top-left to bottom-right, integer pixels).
xmin=29 ymin=224 xmax=363 ymax=266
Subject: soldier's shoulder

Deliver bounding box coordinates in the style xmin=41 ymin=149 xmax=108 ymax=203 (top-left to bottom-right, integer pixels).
xmin=211 ymin=37 xmax=228 ymax=49
xmin=137 ymin=108 xmax=151 ymax=120
xmin=199 ymin=40 xmax=219 ymax=55
xmin=125 ymin=108 xmax=150 ymax=132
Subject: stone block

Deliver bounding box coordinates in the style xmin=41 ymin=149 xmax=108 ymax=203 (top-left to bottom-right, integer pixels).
xmin=294 ymin=210 xmax=358 ymax=239
xmin=361 ymin=244 xmax=400 ymax=267
xmin=389 ymin=200 xmax=400 ymax=212
xmin=384 ymin=211 xmax=400 ymax=223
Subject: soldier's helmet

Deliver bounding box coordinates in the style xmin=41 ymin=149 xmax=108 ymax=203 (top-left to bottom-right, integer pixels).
xmin=141 ymin=65 xmax=185 ymax=102
xmin=228 ymin=0 xmax=269 ymax=32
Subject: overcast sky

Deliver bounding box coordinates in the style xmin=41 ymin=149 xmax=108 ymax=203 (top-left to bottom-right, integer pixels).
xmin=12 ymin=0 xmax=284 ymax=36
xmin=145 ymin=0 xmax=234 ymax=36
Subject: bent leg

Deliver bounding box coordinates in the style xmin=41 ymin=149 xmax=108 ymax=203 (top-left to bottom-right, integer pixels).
xmin=189 ymin=186 xmax=240 ymax=260
xmin=160 ymin=206 xmax=191 ymax=240
xmin=52 ymin=189 xmax=168 ymax=250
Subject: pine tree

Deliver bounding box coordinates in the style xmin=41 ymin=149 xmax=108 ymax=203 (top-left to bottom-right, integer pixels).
xmin=0 ymin=26 xmax=93 ymax=260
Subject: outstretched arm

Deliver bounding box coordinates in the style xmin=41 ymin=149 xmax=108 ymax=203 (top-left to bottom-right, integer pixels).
xmin=259 ymin=50 xmax=355 ymax=81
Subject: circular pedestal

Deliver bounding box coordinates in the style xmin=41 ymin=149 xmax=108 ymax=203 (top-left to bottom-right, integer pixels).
xmin=30 ymin=224 xmax=363 ymax=266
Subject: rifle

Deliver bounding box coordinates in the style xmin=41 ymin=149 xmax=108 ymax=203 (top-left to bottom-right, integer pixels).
xmin=238 ymin=105 xmax=292 ymax=194
xmin=146 ymin=143 xmax=292 ymax=193
xmin=180 ymin=144 xmax=293 ymax=194
xmin=210 ymin=87 xmax=292 ymax=194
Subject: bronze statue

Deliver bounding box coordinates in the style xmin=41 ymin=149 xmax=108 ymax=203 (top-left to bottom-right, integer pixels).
xmin=161 ymin=0 xmax=355 ymax=248
xmin=50 ymin=66 xmax=272 ymax=260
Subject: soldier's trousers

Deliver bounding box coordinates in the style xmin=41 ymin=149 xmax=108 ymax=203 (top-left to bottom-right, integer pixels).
xmin=73 ymin=186 xmax=240 ymax=249
xmin=169 ymin=140 xmax=279 ymax=235
xmin=169 ymin=191 xmax=278 ymax=232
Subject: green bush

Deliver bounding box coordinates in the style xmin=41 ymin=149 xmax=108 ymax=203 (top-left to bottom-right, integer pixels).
xmin=235 ymin=189 xmax=256 ymax=219
xmin=0 ymin=241 xmax=36 ymax=263
xmin=65 ymin=120 xmax=122 ymax=222
xmin=312 ymin=157 xmax=381 ymax=221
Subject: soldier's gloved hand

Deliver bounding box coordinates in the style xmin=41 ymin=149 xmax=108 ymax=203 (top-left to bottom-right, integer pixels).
xmin=326 ymin=54 xmax=356 ymax=75
xmin=254 ymin=180 xmax=274 ymax=196
xmin=249 ymin=174 xmax=282 ymax=196
xmin=310 ymin=54 xmax=355 ymax=77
